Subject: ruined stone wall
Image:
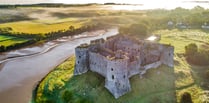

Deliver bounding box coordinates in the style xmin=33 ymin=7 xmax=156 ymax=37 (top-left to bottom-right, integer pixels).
xmin=114 ymin=40 xmax=141 ymax=61
xmin=140 ymin=43 xmax=163 ymax=65
xmin=89 ymin=51 xmax=107 ymax=77
xmin=102 ymin=36 xmax=118 ymax=50
xmin=128 ymin=60 xmax=141 ymax=78
xmin=143 ymin=61 xmax=162 ymax=70
xmin=160 ymin=46 xmax=174 ymax=67
xmin=142 ymin=53 xmax=160 ymax=65
xmin=74 ymin=47 xmax=89 ymax=75
xmin=127 ymin=54 xmax=142 ymax=77
xmin=105 ymin=57 xmax=131 ymax=98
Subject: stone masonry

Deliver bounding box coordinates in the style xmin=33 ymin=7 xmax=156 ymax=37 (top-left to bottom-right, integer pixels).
xmin=73 ymin=35 xmax=174 ymax=99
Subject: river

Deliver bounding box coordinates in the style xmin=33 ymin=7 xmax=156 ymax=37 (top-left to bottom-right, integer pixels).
xmin=0 ymin=28 xmax=118 ymax=103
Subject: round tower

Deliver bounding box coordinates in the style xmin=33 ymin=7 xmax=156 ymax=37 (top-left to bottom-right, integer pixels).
xmin=105 ymin=50 xmax=131 ymax=99
xmin=74 ymin=44 xmax=89 ymax=75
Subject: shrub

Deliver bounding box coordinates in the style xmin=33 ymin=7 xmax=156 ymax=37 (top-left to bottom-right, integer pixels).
xmin=119 ymin=23 xmax=149 ymax=39
xmin=62 ymin=89 xmax=73 ymax=103
xmin=185 ymin=43 xmax=209 ymax=66
xmin=180 ymin=92 xmax=193 ymax=103
xmin=205 ymin=70 xmax=209 ymax=79
xmin=185 ymin=43 xmax=198 ymax=56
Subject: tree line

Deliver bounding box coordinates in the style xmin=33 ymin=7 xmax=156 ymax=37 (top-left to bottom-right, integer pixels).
xmin=185 ymin=43 xmax=209 ymax=66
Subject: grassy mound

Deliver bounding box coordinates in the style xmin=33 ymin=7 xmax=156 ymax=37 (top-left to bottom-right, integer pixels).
xmin=34 ymin=56 xmax=176 ymax=103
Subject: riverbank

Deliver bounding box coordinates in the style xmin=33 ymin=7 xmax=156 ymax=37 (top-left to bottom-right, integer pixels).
xmin=0 ymin=28 xmax=118 ymax=103
xmin=0 ymin=30 xmax=105 ymax=63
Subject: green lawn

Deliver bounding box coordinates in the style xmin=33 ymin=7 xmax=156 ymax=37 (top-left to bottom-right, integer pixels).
xmin=0 ymin=35 xmax=28 ymax=47
xmin=0 ymin=35 xmax=16 ymax=41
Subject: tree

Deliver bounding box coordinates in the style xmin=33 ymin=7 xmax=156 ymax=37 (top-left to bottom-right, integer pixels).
xmin=119 ymin=23 xmax=149 ymax=39
xmin=69 ymin=26 xmax=75 ymax=31
xmin=191 ymin=6 xmax=204 ymax=12
xmin=62 ymin=90 xmax=73 ymax=103
xmin=185 ymin=43 xmax=198 ymax=56
xmin=129 ymin=23 xmax=148 ymax=36
xmin=185 ymin=43 xmax=209 ymax=66
xmin=0 ymin=45 xmax=5 ymax=52
xmin=180 ymin=92 xmax=193 ymax=103
xmin=205 ymin=70 xmax=209 ymax=79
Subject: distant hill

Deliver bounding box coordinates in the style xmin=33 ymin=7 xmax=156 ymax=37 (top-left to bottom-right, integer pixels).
xmin=0 ymin=3 xmax=100 ymax=8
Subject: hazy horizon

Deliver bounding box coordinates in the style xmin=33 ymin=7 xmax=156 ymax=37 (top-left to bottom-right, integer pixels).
xmin=0 ymin=0 xmax=209 ymax=9
xmin=0 ymin=0 xmax=208 ymax=4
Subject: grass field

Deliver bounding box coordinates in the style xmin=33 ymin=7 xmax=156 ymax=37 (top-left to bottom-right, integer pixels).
xmin=0 ymin=35 xmax=28 ymax=47
xmin=0 ymin=35 xmax=16 ymax=41
xmin=155 ymin=29 xmax=209 ymax=103
xmin=0 ymin=18 xmax=89 ymax=34
xmin=34 ymin=56 xmax=175 ymax=103
xmin=33 ymin=29 xmax=209 ymax=103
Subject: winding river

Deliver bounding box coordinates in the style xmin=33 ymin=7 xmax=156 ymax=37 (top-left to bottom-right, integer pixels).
xmin=0 ymin=28 xmax=118 ymax=103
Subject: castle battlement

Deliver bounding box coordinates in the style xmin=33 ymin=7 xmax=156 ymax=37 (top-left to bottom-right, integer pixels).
xmin=76 ymin=43 xmax=89 ymax=49
xmin=73 ymin=35 xmax=174 ymax=99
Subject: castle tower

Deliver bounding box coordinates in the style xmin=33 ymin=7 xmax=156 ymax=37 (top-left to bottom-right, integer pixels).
xmin=74 ymin=43 xmax=89 ymax=75
xmin=105 ymin=50 xmax=131 ymax=99
xmin=160 ymin=45 xmax=174 ymax=67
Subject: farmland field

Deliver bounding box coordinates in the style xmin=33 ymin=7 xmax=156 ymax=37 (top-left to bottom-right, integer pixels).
xmin=0 ymin=18 xmax=89 ymax=34
xmin=0 ymin=35 xmax=28 ymax=47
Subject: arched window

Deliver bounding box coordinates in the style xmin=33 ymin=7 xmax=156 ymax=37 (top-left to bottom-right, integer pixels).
xmin=77 ymin=61 xmax=80 ymax=64
xmin=123 ymin=75 xmax=125 ymax=79
xmin=111 ymin=68 xmax=113 ymax=71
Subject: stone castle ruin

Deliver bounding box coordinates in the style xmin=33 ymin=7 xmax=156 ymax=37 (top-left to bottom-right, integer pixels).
xmin=74 ymin=35 xmax=174 ymax=99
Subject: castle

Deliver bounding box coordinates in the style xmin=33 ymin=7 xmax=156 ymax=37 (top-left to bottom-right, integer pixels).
xmin=73 ymin=35 xmax=174 ymax=99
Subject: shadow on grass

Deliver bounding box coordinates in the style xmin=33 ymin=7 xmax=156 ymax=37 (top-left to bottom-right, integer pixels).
xmin=64 ymin=65 xmax=176 ymax=103
xmin=190 ymin=64 xmax=209 ymax=90
xmin=50 ymin=12 xmax=100 ymax=19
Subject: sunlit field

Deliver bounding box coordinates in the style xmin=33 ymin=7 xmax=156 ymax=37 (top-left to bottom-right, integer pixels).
xmin=155 ymin=29 xmax=209 ymax=103
xmin=0 ymin=18 xmax=88 ymax=34
xmin=0 ymin=6 xmax=146 ymax=35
